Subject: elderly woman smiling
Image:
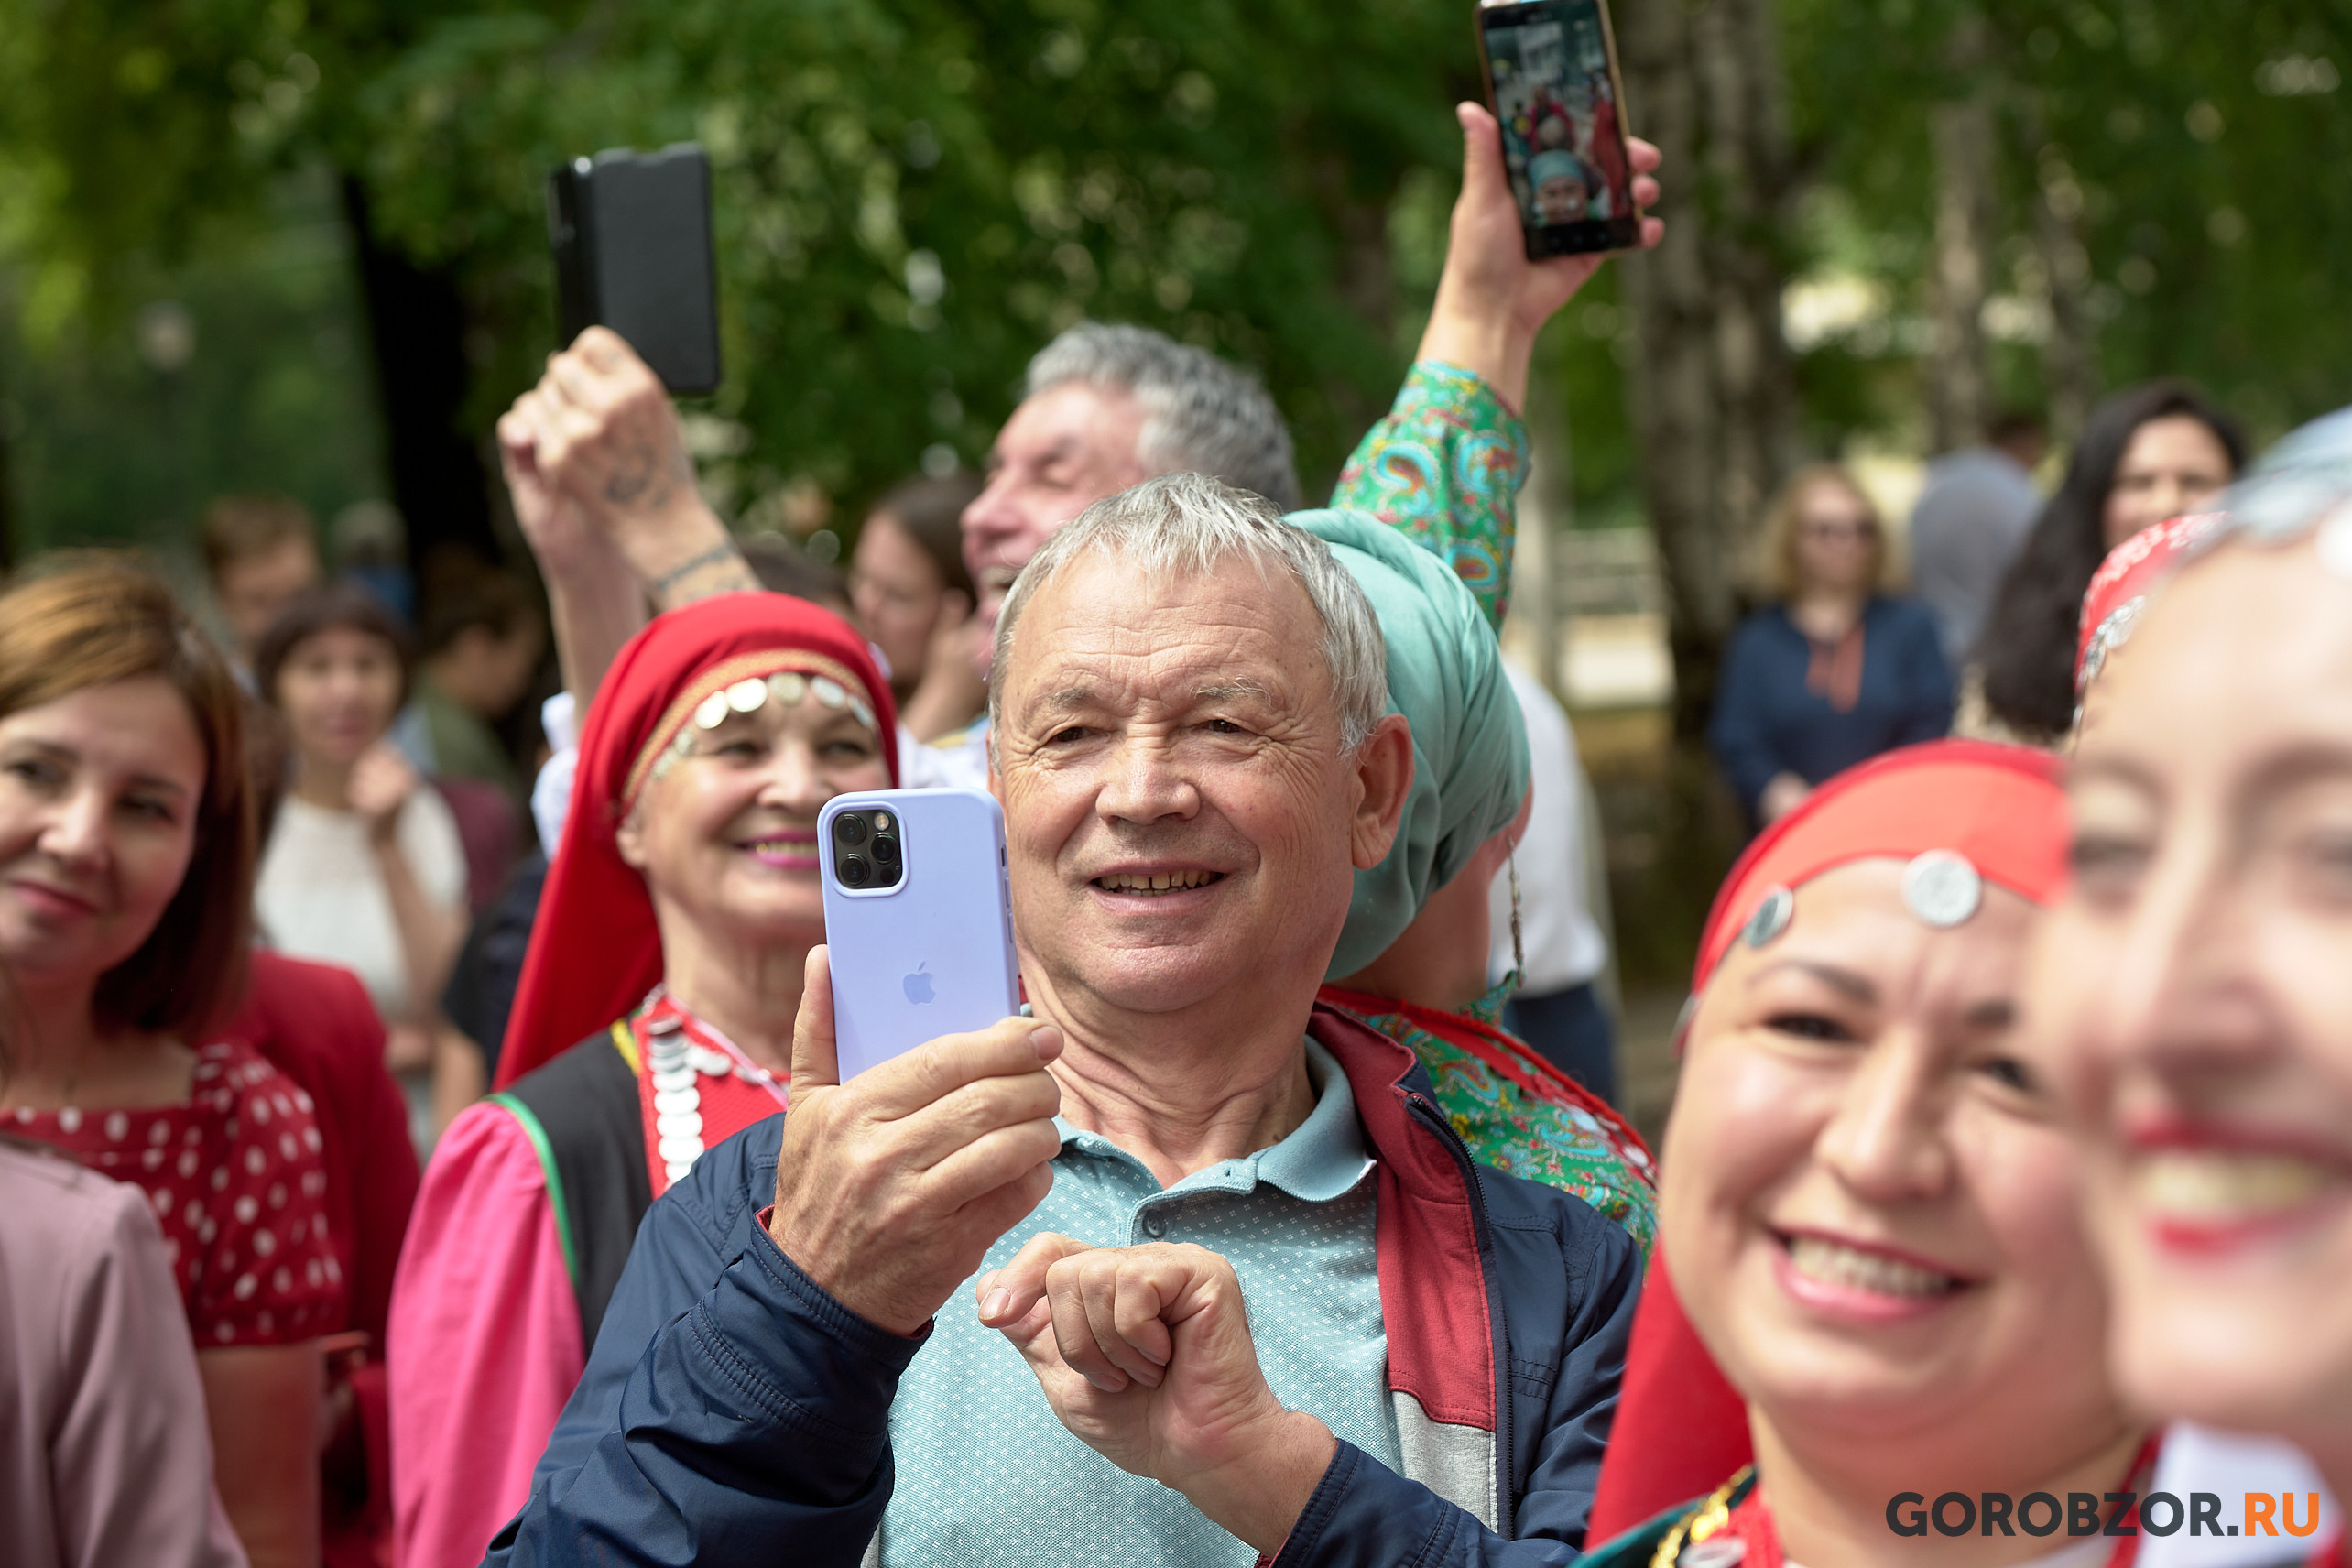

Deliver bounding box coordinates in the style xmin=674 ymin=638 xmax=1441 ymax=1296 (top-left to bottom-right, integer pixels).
xmin=490 ymin=474 xmax=1646 ymax=1568
xmin=388 ymin=593 xmax=898 ymax=1568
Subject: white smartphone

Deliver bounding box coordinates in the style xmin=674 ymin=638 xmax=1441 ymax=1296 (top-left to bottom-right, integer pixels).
xmin=818 ymin=789 xmax=1022 ymax=1082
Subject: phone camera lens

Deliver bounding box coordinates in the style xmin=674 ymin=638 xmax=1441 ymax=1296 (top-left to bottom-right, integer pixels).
xmin=839 ymin=854 xmax=870 ymax=887
xmin=871 ymin=833 xmax=900 ymax=866
xmin=833 ymin=812 xmax=869 ymax=848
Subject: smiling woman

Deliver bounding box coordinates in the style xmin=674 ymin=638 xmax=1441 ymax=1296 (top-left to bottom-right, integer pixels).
xmin=0 ymin=558 xmax=339 ymax=1568
xmin=387 ymin=592 xmax=898 ymax=1568
xmin=1584 ymin=742 xmax=2157 ymax=1568
xmin=2034 ymin=408 xmax=2352 ymax=1538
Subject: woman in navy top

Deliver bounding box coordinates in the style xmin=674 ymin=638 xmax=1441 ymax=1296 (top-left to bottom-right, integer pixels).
xmin=1708 ymin=464 xmax=1953 ymax=827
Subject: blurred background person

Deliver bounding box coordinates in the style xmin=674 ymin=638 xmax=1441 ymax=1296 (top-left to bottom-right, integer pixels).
xmin=393 ymin=570 xmax=545 ymax=916
xmin=1 ymin=1137 xmax=249 ymax=1568
xmin=396 ymin=571 xmax=545 ymax=819
xmin=849 ymin=473 xmax=985 ymax=742
xmin=1708 ymin=463 xmax=1952 ymax=829
xmin=1908 ymin=409 xmax=2046 ymax=669
xmin=253 ymin=583 xmax=468 ymax=1149
xmin=201 ymin=495 xmax=323 ymax=686
xmin=1966 ymin=379 xmax=2245 ymax=745
xmin=0 ymin=561 xmax=340 ymax=1568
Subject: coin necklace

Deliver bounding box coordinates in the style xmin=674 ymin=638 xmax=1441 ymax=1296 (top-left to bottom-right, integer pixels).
xmin=640 ymin=989 xmax=789 ymax=1190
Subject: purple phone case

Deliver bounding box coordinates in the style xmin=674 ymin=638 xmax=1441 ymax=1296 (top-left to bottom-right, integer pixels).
xmin=819 ymin=789 xmax=1022 ymax=1082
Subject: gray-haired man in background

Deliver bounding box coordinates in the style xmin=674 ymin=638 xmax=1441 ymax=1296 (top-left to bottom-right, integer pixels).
xmin=498 ymin=104 xmax=1661 ymax=799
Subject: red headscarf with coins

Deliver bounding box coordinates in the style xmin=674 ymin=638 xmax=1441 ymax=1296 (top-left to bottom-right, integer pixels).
xmin=1592 ymin=740 xmax=2069 ymax=1541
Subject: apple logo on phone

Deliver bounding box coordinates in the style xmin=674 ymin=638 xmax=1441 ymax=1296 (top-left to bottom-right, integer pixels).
xmin=903 ymin=963 xmax=935 ymax=1005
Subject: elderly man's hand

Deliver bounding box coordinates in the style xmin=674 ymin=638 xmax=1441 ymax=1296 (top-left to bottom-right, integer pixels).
xmin=1421 ymin=101 xmax=1664 ymax=411
xmin=766 ymin=947 xmax=1065 ymax=1337
xmin=498 ymin=327 xmax=757 ymax=606
xmin=979 ymin=1235 xmax=1338 ymax=1553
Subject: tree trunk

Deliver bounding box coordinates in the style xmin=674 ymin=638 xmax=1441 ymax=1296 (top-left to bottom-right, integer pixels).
xmin=1612 ymin=0 xmax=1799 ymax=971
xmin=1925 ymin=11 xmax=1996 ymax=454
xmin=1616 ymin=0 xmax=1796 ymax=742
xmin=340 ymin=175 xmax=500 ymax=605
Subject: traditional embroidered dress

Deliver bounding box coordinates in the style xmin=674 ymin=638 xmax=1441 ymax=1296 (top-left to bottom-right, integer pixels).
xmin=1321 ymin=985 xmax=1655 ymax=1250
xmin=387 ymin=595 xmax=898 ymax=1568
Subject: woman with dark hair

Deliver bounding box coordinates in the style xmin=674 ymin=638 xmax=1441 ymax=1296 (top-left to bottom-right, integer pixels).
xmin=254 ymin=583 xmax=468 ymax=1109
xmin=1966 ymin=379 xmax=2245 ymax=744
xmin=0 ymin=558 xmax=341 ymax=1568
xmin=848 ymin=472 xmax=985 ymax=741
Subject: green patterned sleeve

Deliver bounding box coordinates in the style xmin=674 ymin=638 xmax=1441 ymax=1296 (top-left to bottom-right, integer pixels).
xmin=1329 ymin=360 xmax=1530 ymax=633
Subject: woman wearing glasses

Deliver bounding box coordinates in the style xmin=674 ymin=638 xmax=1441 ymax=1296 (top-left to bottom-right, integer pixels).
xmin=1709 ymin=464 xmax=1954 ymax=829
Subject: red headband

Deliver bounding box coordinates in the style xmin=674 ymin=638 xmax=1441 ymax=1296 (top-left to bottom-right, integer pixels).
xmin=496 ymin=593 xmax=898 ymax=1090
xmin=1598 ymin=741 xmax=2070 ymax=1541
xmin=2074 ymin=511 xmax=2227 ymax=695
xmin=1693 ymin=739 xmax=2069 ymax=994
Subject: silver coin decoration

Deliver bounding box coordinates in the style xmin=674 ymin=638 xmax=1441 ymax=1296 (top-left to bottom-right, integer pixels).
xmin=2077 ymin=596 xmax=2145 ymax=691
xmin=849 ymin=698 xmax=876 ymax=731
xmin=768 ymin=671 xmax=806 ymax=706
xmin=1902 ymin=849 xmax=1983 ymax=928
xmin=694 ymin=691 xmax=732 ymax=730
xmin=811 ymin=675 xmax=847 ymax=709
xmin=1741 ymin=885 xmax=1794 ymax=950
xmin=726 ymin=677 xmax=768 ymax=713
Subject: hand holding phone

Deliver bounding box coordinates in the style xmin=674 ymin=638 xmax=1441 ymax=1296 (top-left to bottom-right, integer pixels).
xmin=1476 ymin=0 xmax=1642 ymax=258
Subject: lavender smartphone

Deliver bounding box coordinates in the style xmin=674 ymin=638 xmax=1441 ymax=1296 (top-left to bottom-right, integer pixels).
xmin=818 ymin=788 xmax=1021 ymax=1082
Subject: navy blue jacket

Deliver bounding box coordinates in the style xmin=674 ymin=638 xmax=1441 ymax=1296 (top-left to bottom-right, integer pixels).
xmin=485 ymin=1006 xmax=1641 ymax=1566
xmin=1707 ymin=597 xmax=1955 ymax=822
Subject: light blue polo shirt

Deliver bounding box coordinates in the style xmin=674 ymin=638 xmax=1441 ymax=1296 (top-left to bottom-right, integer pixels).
xmin=881 ymin=1040 xmax=1402 ymax=1566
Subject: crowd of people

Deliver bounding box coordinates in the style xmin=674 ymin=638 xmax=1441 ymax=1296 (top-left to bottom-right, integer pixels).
xmin=1708 ymin=381 xmax=2248 ymax=824
xmin=0 ymin=91 xmax=2342 ymax=1568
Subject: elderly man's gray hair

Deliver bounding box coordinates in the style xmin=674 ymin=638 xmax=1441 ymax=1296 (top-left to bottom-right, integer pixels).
xmin=1026 ymin=323 xmax=1301 ymax=513
xmin=991 ymin=473 xmax=1388 ymax=753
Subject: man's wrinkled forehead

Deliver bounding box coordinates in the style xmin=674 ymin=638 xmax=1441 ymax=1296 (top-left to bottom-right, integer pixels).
xmin=1002 ymin=554 xmax=1326 ymax=721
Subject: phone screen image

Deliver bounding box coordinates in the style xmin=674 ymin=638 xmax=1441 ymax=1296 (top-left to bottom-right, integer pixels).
xmin=1480 ymin=0 xmax=1639 ymax=257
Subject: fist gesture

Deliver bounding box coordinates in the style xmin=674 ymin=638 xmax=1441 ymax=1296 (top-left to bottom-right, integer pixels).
xmin=764 ymin=947 xmax=1064 ymax=1337
xmin=495 ymin=328 xmax=753 ymax=604
xmin=979 ymin=1236 xmax=1337 ymax=1552
xmin=348 ymin=743 xmax=420 ymax=844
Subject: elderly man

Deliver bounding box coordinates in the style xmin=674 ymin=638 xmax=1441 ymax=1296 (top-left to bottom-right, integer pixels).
xmin=486 ymin=474 xmax=1640 ymax=1567
xmin=497 ymin=104 xmax=1661 ymax=801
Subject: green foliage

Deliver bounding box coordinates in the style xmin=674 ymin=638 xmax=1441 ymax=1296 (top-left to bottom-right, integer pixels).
xmin=1782 ymin=0 xmax=2352 ymax=442
xmin=2 ymin=0 xmax=1496 ymax=539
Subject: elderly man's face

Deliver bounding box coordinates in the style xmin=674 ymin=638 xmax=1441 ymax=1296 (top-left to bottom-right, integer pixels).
xmin=961 ymin=385 xmax=1149 ymax=662
xmin=991 ymin=553 xmax=1399 ymax=1021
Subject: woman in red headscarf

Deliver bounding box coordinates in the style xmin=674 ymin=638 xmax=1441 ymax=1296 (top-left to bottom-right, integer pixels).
xmin=1583 ymin=741 xmax=2161 ymax=1568
xmin=387 ymin=594 xmax=896 ymax=1568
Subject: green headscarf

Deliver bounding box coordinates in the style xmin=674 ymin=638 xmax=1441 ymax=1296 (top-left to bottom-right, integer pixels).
xmin=1290 ymin=510 xmax=1530 ymax=978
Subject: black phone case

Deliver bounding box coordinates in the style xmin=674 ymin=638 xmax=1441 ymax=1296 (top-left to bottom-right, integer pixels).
xmin=547 ymin=144 xmax=723 ymax=396
xmin=1475 ymin=0 xmax=1643 ymax=260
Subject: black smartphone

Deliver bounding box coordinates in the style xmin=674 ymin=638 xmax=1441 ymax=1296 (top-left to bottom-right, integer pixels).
xmin=546 ymin=143 xmax=723 ymax=395
xmin=1476 ymin=0 xmax=1641 ymax=258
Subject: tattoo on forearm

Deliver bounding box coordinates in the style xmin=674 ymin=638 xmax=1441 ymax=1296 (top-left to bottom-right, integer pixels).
xmin=604 ymin=441 xmax=693 ymax=510
xmin=650 ymin=541 xmax=746 ymax=594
